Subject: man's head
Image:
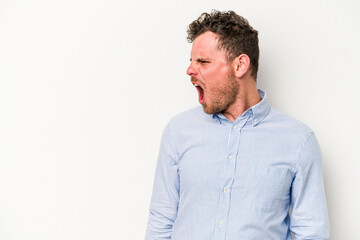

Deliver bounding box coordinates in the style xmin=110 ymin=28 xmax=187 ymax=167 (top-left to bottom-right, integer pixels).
xmin=187 ymin=10 xmax=259 ymax=80
xmin=186 ymin=10 xmax=260 ymax=116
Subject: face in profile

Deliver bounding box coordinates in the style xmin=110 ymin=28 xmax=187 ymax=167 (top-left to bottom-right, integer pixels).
xmin=187 ymin=31 xmax=239 ymax=114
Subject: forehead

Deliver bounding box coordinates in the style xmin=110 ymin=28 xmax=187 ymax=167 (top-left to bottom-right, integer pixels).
xmin=191 ymin=31 xmax=225 ymax=58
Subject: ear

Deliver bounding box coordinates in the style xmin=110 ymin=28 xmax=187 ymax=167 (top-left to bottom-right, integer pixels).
xmin=232 ymin=54 xmax=250 ymax=78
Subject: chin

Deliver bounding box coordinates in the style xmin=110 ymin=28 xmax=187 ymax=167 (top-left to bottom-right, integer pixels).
xmin=202 ymin=104 xmax=222 ymax=115
xmin=203 ymin=108 xmax=213 ymax=115
xmin=202 ymin=105 xmax=212 ymax=114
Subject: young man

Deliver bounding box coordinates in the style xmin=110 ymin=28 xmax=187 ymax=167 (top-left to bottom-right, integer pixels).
xmin=145 ymin=10 xmax=329 ymax=240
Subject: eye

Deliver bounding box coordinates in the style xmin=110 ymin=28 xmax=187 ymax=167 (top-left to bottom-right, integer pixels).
xmin=198 ymin=60 xmax=210 ymax=64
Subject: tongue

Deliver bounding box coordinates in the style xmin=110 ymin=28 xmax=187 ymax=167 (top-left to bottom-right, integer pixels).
xmin=196 ymin=86 xmax=204 ymax=104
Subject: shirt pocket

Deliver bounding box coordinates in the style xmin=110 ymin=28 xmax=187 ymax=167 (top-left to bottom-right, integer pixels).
xmin=242 ymin=169 xmax=289 ymax=212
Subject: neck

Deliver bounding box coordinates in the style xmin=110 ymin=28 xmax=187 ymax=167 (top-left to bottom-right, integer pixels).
xmin=222 ymin=80 xmax=261 ymax=122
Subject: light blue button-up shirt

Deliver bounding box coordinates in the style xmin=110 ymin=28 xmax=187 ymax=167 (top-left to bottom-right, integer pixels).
xmin=145 ymin=90 xmax=329 ymax=240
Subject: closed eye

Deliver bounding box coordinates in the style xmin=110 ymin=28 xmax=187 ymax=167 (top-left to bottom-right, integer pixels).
xmin=197 ymin=59 xmax=210 ymax=64
xmin=189 ymin=58 xmax=211 ymax=64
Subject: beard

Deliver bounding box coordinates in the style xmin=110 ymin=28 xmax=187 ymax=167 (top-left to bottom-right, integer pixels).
xmin=202 ymin=71 xmax=239 ymax=115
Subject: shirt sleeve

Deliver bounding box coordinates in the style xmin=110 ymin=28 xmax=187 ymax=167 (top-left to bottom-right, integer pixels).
xmin=145 ymin=121 xmax=180 ymax=240
xmin=290 ymin=132 xmax=330 ymax=239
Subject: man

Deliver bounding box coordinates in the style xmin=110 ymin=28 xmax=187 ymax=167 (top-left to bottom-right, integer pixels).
xmin=145 ymin=10 xmax=329 ymax=240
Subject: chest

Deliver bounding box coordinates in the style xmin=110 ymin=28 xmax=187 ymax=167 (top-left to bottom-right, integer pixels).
xmin=176 ymin=125 xmax=297 ymax=200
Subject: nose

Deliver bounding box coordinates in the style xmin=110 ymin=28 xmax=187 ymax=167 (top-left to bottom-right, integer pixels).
xmin=186 ymin=61 xmax=197 ymax=76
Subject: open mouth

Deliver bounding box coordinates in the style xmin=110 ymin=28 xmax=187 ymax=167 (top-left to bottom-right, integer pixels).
xmin=193 ymin=83 xmax=204 ymax=104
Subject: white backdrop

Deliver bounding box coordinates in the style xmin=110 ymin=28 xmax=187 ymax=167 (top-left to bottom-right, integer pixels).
xmin=0 ymin=0 xmax=359 ymax=239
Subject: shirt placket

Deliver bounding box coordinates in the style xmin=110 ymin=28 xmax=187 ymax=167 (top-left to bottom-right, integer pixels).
xmin=213 ymin=115 xmax=250 ymax=240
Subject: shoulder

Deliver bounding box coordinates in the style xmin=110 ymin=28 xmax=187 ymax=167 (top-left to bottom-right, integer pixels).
xmin=265 ymin=106 xmax=314 ymax=138
xmin=263 ymin=107 xmax=321 ymax=167
xmin=160 ymin=106 xmax=209 ymax=158
xmin=167 ymin=106 xmax=213 ymax=128
xmin=259 ymin=107 xmax=317 ymax=156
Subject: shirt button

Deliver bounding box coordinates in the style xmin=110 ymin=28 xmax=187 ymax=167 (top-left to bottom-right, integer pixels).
xmin=223 ymin=187 xmax=227 ymax=192
xmin=254 ymin=118 xmax=258 ymax=122
xmin=219 ymin=220 xmax=223 ymax=226
xmin=228 ymin=155 xmax=233 ymax=160
xmin=233 ymin=126 xmax=238 ymax=130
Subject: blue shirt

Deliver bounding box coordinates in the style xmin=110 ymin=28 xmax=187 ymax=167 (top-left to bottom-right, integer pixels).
xmin=145 ymin=90 xmax=329 ymax=240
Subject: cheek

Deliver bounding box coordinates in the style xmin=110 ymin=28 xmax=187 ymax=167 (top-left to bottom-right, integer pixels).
xmin=202 ymin=64 xmax=231 ymax=86
xmin=206 ymin=71 xmax=227 ymax=87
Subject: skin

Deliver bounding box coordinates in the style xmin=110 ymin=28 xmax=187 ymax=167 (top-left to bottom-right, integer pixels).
xmin=186 ymin=31 xmax=262 ymax=122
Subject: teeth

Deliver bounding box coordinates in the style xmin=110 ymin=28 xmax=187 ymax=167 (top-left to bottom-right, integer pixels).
xmin=194 ymin=83 xmax=199 ymax=87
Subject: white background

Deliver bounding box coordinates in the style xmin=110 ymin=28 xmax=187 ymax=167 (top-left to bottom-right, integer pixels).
xmin=0 ymin=0 xmax=359 ymax=239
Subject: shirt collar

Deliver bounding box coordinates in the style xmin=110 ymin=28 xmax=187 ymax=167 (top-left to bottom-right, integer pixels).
xmin=250 ymin=89 xmax=271 ymax=126
xmin=212 ymin=89 xmax=271 ymax=127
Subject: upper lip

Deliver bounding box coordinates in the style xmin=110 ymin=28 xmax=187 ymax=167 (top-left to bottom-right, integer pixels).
xmin=191 ymin=80 xmax=203 ymax=88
